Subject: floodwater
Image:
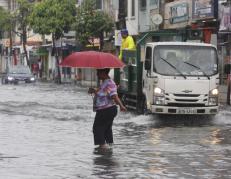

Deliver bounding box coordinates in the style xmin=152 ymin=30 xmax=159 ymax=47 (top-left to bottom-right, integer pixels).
xmin=0 ymin=82 xmax=230 ymax=179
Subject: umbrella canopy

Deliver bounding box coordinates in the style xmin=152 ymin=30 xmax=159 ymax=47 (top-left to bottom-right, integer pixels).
xmin=59 ymin=51 xmax=125 ymax=69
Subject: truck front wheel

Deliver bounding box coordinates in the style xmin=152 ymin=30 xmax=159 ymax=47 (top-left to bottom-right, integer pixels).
xmin=139 ymin=96 xmax=150 ymax=115
xmin=121 ymin=94 xmax=127 ymax=107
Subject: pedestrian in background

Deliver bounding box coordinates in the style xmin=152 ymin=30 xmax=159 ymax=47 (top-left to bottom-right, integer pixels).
xmin=88 ymin=68 xmax=127 ymax=149
xmin=118 ymin=29 xmax=136 ymax=61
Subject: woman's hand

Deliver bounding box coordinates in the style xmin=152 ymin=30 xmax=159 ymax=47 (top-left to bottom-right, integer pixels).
xmin=112 ymin=95 xmax=127 ymax=112
xmin=119 ymin=105 xmax=127 ymax=112
xmin=88 ymin=87 xmax=96 ymax=94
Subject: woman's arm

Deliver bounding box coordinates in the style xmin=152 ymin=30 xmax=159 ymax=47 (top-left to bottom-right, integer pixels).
xmin=112 ymin=94 xmax=127 ymax=111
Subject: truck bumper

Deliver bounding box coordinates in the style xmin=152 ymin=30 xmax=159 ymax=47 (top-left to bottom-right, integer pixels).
xmin=151 ymin=105 xmax=218 ymax=115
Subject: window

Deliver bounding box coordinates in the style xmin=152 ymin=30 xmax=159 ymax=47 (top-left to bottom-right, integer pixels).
xmin=150 ymin=0 xmax=159 ymax=8
xmin=96 ymin=0 xmax=102 ymax=9
xmin=119 ymin=0 xmax=127 ymax=18
xmin=140 ymin=0 xmax=146 ymax=10
xmin=124 ymin=0 xmax=128 ymax=17
xmin=132 ymin=0 xmax=135 ymax=16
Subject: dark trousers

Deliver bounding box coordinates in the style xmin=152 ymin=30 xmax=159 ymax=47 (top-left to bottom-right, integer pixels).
xmin=93 ymin=105 xmax=117 ymax=145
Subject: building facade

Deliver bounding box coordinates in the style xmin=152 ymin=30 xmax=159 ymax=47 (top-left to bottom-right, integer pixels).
xmin=1 ymin=0 xmax=229 ymax=85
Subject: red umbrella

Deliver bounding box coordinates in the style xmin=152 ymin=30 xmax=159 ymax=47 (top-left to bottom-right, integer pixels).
xmin=59 ymin=51 xmax=125 ymax=69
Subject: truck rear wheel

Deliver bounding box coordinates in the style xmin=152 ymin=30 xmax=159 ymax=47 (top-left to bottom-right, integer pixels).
xmin=143 ymin=99 xmax=149 ymax=115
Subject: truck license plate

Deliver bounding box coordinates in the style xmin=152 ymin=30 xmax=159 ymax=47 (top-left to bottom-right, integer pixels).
xmin=178 ymin=108 xmax=196 ymax=114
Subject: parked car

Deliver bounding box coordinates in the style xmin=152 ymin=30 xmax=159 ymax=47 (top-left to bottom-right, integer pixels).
xmin=1 ymin=65 xmax=36 ymax=84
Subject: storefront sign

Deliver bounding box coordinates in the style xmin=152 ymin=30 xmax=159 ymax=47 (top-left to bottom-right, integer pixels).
xmin=114 ymin=30 xmax=122 ymax=46
xmin=169 ymin=3 xmax=189 ymax=24
xmin=192 ymin=0 xmax=217 ymax=20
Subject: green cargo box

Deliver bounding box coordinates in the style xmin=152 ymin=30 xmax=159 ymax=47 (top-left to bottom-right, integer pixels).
xmin=114 ymin=50 xmax=137 ymax=93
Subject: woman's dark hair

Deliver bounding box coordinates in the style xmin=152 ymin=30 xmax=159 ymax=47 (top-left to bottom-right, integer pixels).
xmin=97 ymin=68 xmax=110 ymax=74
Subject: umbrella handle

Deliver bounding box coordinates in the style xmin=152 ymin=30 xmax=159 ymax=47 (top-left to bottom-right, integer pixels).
xmin=91 ymin=69 xmax=93 ymax=87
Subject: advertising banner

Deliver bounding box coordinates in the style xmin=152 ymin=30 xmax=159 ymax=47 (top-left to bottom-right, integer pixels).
xmin=164 ymin=0 xmax=191 ymax=29
xmin=192 ymin=0 xmax=217 ymax=20
xmin=169 ymin=3 xmax=189 ymax=24
xmin=219 ymin=6 xmax=231 ymax=31
xmin=114 ymin=30 xmax=122 ymax=46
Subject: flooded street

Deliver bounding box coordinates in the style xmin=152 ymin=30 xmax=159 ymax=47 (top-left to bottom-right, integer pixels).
xmin=0 ymin=82 xmax=230 ymax=179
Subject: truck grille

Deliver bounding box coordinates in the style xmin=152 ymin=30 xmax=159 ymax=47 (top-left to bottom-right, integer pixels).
xmin=168 ymin=103 xmax=205 ymax=107
xmin=175 ymin=99 xmax=198 ymax=102
xmin=165 ymin=93 xmax=207 ymax=107
xmin=173 ymin=94 xmax=200 ymax=97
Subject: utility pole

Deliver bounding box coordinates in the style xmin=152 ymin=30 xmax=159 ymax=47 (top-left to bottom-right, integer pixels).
xmin=226 ymin=0 xmax=231 ymax=105
xmin=114 ymin=0 xmax=127 ymax=85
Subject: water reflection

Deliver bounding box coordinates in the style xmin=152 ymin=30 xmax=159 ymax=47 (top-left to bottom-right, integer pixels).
xmin=210 ymin=129 xmax=223 ymax=145
xmin=201 ymin=128 xmax=231 ymax=145
xmin=153 ymin=114 xmax=214 ymax=128
xmin=92 ymin=149 xmax=119 ymax=178
xmin=149 ymin=128 xmax=163 ymax=145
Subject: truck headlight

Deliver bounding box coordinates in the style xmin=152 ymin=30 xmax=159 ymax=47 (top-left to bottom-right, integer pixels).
xmin=7 ymin=76 xmax=14 ymax=81
xmin=154 ymin=87 xmax=164 ymax=96
xmin=209 ymin=88 xmax=218 ymax=106
xmin=210 ymin=88 xmax=219 ymax=96
xmin=154 ymin=87 xmax=165 ymax=105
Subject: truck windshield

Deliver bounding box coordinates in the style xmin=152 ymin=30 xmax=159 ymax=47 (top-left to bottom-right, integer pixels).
xmin=153 ymin=45 xmax=218 ymax=76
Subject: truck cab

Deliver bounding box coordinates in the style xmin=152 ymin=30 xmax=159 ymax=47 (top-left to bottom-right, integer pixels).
xmin=142 ymin=42 xmax=219 ymax=115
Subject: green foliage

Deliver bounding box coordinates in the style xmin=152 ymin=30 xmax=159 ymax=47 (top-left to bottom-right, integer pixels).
xmin=0 ymin=7 xmax=12 ymax=32
xmin=16 ymin=0 xmax=33 ymax=30
xmin=74 ymin=0 xmax=114 ymax=47
xmin=30 ymin=0 xmax=76 ymax=39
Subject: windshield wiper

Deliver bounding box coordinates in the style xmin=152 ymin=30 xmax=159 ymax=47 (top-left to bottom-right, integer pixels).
xmin=160 ymin=57 xmax=186 ymax=79
xmin=183 ymin=61 xmax=210 ymax=79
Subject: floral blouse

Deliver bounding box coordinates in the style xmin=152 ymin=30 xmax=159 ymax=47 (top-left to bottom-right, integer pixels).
xmin=94 ymin=79 xmax=117 ymax=111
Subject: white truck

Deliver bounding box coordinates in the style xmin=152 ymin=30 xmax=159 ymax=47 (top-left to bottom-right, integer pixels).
xmin=118 ymin=42 xmax=219 ymax=115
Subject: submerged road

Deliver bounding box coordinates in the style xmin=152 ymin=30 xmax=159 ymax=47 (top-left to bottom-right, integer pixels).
xmin=0 ymin=82 xmax=230 ymax=179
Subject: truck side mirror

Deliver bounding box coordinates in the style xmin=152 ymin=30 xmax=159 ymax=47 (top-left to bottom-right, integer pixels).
xmin=144 ymin=60 xmax=151 ymax=70
xmin=224 ymin=64 xmax=231 ymax=74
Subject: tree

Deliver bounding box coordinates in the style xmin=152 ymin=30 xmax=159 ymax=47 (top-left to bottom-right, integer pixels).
xmin=0 ymin=1 xmax=34 ymax=67
xmin=29 ymin=0 xmax=76 ymax=84
xmin=74 ymin=0 xmax=114 ymax=51
xmin=0 ymin=7 xmax=12 ymax=33
xmin=14 ymin=0 xmax=33 ymax=66
xmin=0 ymin=7 xmax=13 ymax=54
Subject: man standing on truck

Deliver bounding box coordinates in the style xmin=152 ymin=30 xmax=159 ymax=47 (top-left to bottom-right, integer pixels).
xmin=114 ymin=29 xmax=136 ymax=85
xmin=118 ymin=29 xmax=136 ymax=61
